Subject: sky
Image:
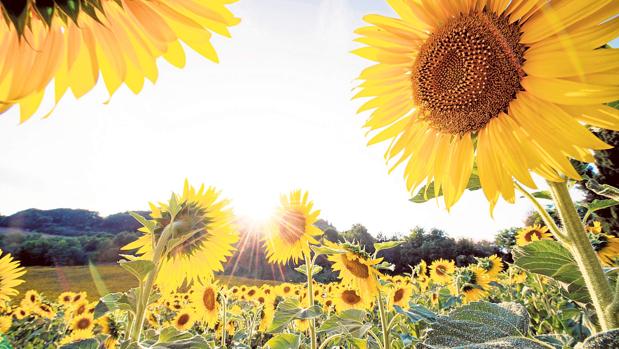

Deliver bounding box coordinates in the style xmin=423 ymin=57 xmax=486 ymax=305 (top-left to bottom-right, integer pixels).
xmin=0 ymin=0 xmax=589 ymax=241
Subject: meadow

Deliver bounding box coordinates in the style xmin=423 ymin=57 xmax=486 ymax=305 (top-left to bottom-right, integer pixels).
xmin=17 ymin=265 xmax=278 ymax=300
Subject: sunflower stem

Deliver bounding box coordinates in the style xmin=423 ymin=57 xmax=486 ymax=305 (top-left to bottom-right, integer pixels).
xmin=129 ymin=223 xmax=175 ymax=343
xmin=305 ymin=252 xmax=318 ymax=349
xmin=546 ymin=180 xmax=618 ymax=330
xmin=514 ymin=182 xmax=566 ymax=241
xmin=317 ymin=334 xmax=343 ymax=349
xmin=376 ymin=287 xmax=390 ymax=349
xmin=221 ymin=294 xmax=228 ymax=348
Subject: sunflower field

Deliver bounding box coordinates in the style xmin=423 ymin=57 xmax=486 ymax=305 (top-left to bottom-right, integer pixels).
xmin=1 ymin=0 xmax=619 ymax=348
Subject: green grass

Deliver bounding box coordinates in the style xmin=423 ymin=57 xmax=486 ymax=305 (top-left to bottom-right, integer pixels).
xmin=17 ymin=265 xmax=280 ymax=301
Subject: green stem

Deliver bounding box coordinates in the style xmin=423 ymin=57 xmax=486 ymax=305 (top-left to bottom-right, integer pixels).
xmin=317 ymin=334 xmax=344 ymax=349
xmin=546 ymin=180 xmax=618 ymax=330
xmin=376 ymin=287 xmax=390 ymax=349
xmin=305 ymin=252 xmax=318 ymax=349
xmin=368 ymin=330 xmax=384 ymax=349
xmin=514 ymin=182 xmax=565 ymax=241
xmin=221 ymin=294 xmax=227 ymax=348
xmin=129 ymin=223 xmax=174 ymax=342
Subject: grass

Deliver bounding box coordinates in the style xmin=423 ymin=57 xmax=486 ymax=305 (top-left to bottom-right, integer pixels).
xmin=17 ymin=264 xmax=280 ymax=301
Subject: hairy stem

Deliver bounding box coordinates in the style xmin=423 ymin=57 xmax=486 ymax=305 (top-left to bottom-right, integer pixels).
xmin=305 ymin=252 xmax=318 ymax=349
xmin=546 ymin=180 xmax=617 ymax=330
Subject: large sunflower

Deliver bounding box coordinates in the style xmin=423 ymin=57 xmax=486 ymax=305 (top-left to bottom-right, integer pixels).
xmin=0 ymin=250 xmax=26 ymax=302
xmin=263 ymin=190 xmax=323 ymax=265
xmin=333 ymin=286 xmax=373 ymax=312
xmin=191 ymin=280 xmax=220 ymax=328
xmin=354 ymin=0 xmax=619 ymax=210
xmin=122 ymin=181 xmax=239 ymax=291
xmin=326 ymin=241 xmax=384 ymax=298
xmin=0 ymin=0 xmax=239 ymax=123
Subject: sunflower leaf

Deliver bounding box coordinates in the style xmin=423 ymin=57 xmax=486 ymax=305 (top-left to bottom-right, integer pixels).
xmin=294 ymin=264 xmax=323 ymax=276
xmin=585 ymin=179 xmax=619 ymax=201
xmin=264 ymin=333 xmax=301 ymax=349
xmin=531 ymin=191 xmax=552 ymax=200
xmin=512 ymin=240 xmax=590 ymax=303
xmin=58 ymin=339 xmax=99 ymax=349
xmin=93 ymin=292 xmax=133 ymax=319
xmin=118 ymin=259 xmax=155 ymax=282
xmin=311 ymin=244 xmax=347 ymax=256
xmin=267 ymin=298 xmax=322 ymax=333
xmin=577 ymin=329 xmax=619 ymax=349
xmin=373 ymin=240 xmax=403 ymax=254
xmin=318 ymin=309 xmax=371 ymax=338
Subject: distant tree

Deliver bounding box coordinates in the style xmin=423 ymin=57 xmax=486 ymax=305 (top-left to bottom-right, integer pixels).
xmin=495 ymin=227 xmax=519 ymax=253
xmin=340 ymin=224 xmax=376 ymax=252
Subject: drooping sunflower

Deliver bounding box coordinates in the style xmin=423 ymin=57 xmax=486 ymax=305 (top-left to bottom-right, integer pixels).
xmin=476 ymin=255 xmax=503 ymax=277
xmin=588 ymin=231 xmax=619 ymax=266
xmin=516 ymin=225 xmax=553 ymax=246
xmin=0 ymin=0 xmax=240 ymax=123
xmin=173 ymin=308 xmax=197 ymax=331
xmin=263 ymin=190 xmax=323 ymax=265
xmin=0 ymin=250 xmax=26 ymax=302
xmin=327 ymin=241 xmax=384 ymax=297
xmin=354 ymin=0 xmax=619 ymax=210
xmin=122 ymin=181 xmax=239 ymax=291
xmin=454 ymin=266 xmax=491 ymax=303
xmin=191 ymin=280 xmax=220 ymax=328
xmin=333 ymin=286 xmax=373 ymax=312
xmin=429 ymin=259 xmax=455 ymax=285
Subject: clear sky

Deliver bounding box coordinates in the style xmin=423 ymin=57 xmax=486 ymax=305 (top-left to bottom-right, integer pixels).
xmin=1 ymin=0 xmax=589 ymax=241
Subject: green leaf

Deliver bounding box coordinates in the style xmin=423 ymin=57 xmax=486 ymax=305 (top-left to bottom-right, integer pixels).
xmin=129 ymin=211 xmax=156 ymax=232
xmin=583 ymin=199 xmax=619 ymax=213
xmin=373 ymin=240 xmax=403 ymax=254
xmin=311 ymin=244 xmax=347 ymax=256
xmin=421 ymin=302 xmax=531 ymax=348
xmin=577 ymin=329 xmax=619 ymax=349
xmin=374 ymin=261 xmax=395 ymax=271
xmin=318 ymin=309 xmax=371 ymax=338
xmin=513 ymin=240 xmax=590 ymax=303
xmin=58 ymin=339 xmax=99 ymax=349
xmin=531 ymin=191 xmax=552 ymax=200
xmin=93 ymin=292 xmax=133 ymax=319
xmin=432 ymin=337 xmax=554 ymax=349
xmin=119 ymin=259 xmax=155 ymax=282
xmin=585 ymin=179 xmax=619 ymax=201
xmin=411 ymin=172 xmax=481 ymax=203
xmin=267 ymin=298 xmax=322 ymax=333
xmin=393 ymin=304 xmax=437 ymax=324
xmin=294 ymin=264 xmax=323 ymax=276
xmin=153 ymin=327 xmax=212 ymax=348
xmin=264 ymin=334 xmax=301 ymax=349
xmin=535 ymin=334 xmax=575 ymax=349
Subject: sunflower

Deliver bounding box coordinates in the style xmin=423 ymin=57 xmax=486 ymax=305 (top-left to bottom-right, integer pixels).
xmin=276 ymin=283 xmax=296 ymax=298
xmin=415 ymin=260 xmax=431 ymax=291
xmin=516 ymin=225 xmax=553 ymax=246
xmin=354 ymin=0 xmax=619 ymax=210
xmin=71 ymin=314 xmax=95 ymax=333
xmin=586 ymin=221 xmax=604 ymax=234
xmin=34 ymin=303 xmax=55 ymax=319
xmin=476 ymin=255 xmax=503 ymax=277
xmin=327 ymin=241 xmax=384 ymax=298
xmin=333 ymin=287 xmax=372 ymax=312
xmin=258 ymin=303 xmax=275 ymax=332
xmin=429 ymin=259 xmax=455 ymax=285
xmin=58 ymin=329 xmax=94 ymax=346
xmin=172 ymin=308 xmax=197 ymax=331
xmin=21 ymin=290 xmax=41 ymax=309
xmin=191 ymin=280 xmax=220 ymax=328
xmin=13 ymin=306 xmax=30 ymax=320
xmin=122 ymin=181 xmax=239 ymax=291
xmin=263 ymin=190 xmax=323 ymax=265
xmin=387 ymin=284 xmax=412 ymax=310
xmin=507 ymin=270 xmax=528 ymax=285
xmin=588 ymin=232 xmax=619 ymax=266
xmin=455 ymin=266 xmax=491 ymax=304
xmin=58 ymin=292 xmax=76 ymax=307
xmin=0 ymin=0 xmax=240 ymax=123
xmin=0 ymin=250 xmax=26 ymax=302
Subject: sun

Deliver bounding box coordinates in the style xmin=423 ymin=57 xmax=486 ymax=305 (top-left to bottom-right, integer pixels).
xmin=234 ymin=194 xmax=278 ymax=226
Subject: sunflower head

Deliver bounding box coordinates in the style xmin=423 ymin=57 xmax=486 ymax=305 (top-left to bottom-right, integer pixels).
xmin=123 ymin=181 xmax=239 ymax=291
xmin=333 ymin=286 xmax=372 ymax=313
xmin=516 ymin=225 xmax=553 ymax=246
xmin=71 ymin=314 xmax=95 ymax=333
xmin=0 ymin=250 xmax=26 ymax=302
xmin=263 ymin=190 xmax=323 ymax=265
xmin=354 ymin=0 xmax=618 ymax=210
xmin=454 ymin=266 xmax=490 ymax=303
xmin=191 ymin=280 xmax=220 ymax=328
xmin=326 ymin=240 xmax=384 ymax=298
xmin=476 ymin=255 xmax=503 ymax=276
xmin=588 ymin=232 xmax=619 ymax=266
xmin=429 ymin=259 xmax=455 ymax=285
xmin=388 ymin=283 xmax=412 ymax=310
xmin=173 ymin=308 xmax=197 ymax=331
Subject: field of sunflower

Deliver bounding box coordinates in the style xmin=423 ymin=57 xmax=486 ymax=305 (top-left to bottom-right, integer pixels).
xmin=1 ymin=0 xmax=619 ymax=348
